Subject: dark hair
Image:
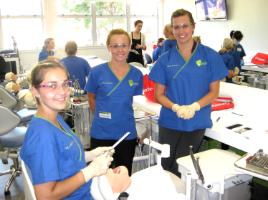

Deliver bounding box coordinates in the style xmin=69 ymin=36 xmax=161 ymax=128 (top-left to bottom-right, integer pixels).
xmin=171 ymin=9 xmax=195 ymax=26
xmin=233 ymin=31 xmax=243 ymax=41
xmin=65 ymin=41 xmax=77 ymax=56
xmin=230 ymin=30 xmax=235 ymax=38
xmin=106 ymin=29 xmax=131 ymax=47
xmin=134 ymin=20 xmax=143 ymax=27
xmin=157 ymin=38 xmax=165 ymax=45
xmin=31 ymin=60 xmax=68 ymax=88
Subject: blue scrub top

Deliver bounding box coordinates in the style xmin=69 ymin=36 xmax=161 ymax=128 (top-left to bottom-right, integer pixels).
xmin=152 ymin=46 xmax=163 ymax=62
xmin=61 ymin=56 xmax=91 ymax=89
xmin=235 ymin=43 xmax=246 ymax=59
xmin=20 ymin=115 xmax=92 ymax=200
xmin=149 ymin=43 xmax=228 ymax=131
xmin=230 ymin=49 xmax=241 ymax=69
xmin=38 ymin=49 xmax=54 ymax=62
xmin=162 ymin=39 xmax=177 ymax=53
xmin=84 ymin=62 xmax=143 ymax=140
xmin=220 ymin=52 xmax=235 ymax=70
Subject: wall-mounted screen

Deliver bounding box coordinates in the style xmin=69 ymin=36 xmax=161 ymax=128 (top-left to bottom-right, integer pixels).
xmin=195 ymin=0 xmax=228 ymax=21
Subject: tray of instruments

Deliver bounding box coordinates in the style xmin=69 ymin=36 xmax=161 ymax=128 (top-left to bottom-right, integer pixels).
xmin=235 ymin=149 xmax=268 ymax=181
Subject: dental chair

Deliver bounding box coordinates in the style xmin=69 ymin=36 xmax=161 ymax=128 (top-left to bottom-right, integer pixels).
xmin=0 ymin=85 xmax=35 ymax=124
xmin=21 ymin=159 xmax=36 ymax=200
xmin=0 ymin=105 xmax=27 ymax=195
xmin=0 ymin=85 xmax=17 ymax=109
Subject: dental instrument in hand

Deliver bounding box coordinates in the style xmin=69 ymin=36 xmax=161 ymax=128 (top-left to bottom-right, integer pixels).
xmin=112 ymin=132 xmax=130 ymax=148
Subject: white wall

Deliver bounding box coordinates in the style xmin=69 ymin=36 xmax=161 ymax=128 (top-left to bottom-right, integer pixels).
xmin=18 ymin=0 xmax=268 ymax=71
xmin=162 ymin=0 xmax=268 ymax=62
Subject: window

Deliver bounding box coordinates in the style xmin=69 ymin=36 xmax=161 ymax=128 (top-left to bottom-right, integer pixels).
xmin=0 ymin=0 xmax=159 ymax=49
xmin=55 ymin=0 xmax=159 ymax=46
xmin=0 ymin=0 xmax=43 ymax=50
xmin=95 ymin=0 xmax=127 ymax=45
xmin=1 ymin=18 xmax=43 ymax=50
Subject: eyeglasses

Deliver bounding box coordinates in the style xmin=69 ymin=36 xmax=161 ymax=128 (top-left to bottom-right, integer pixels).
xmin=173 ymin=23 xmax=192 ymax=30
xmin=109 ymin=44 xmax=129 ymax=49
xmin=38 ymin=80 xmax=72 ymax=90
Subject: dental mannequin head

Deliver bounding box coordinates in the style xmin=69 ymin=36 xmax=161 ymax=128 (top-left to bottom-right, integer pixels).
xmin=91 ymin=166 xmax=131 ymax=200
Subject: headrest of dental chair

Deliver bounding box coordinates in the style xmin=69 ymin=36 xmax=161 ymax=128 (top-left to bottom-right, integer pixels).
xmin=0 ymin=126 xmax=27 ymax=148
xmin=0 ymin=105 xmax=20 ymax=135
xmin=0 ymin=85 xmax=18 ymax=109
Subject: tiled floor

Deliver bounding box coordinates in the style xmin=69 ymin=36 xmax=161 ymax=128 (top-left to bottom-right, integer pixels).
xmin=0 ymin=160 xmax=24 ymax=200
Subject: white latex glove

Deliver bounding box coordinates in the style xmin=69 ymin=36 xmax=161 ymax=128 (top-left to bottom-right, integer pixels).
xmin=171 ymin=103 xmax=181 ymax=112
xmin=234 ymin=67 xmax=240 ymax=75
xmin=81 ymin=154 xmax=113 ymax=182
xmin=177 ymin=102 xmax=200 ymax=120
xmin=85 ymin=146 xmax=114 ymax=162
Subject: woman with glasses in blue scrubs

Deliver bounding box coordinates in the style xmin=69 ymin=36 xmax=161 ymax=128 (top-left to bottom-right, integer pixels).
xmin=149 ymin=9 xmax=228 ymax=177
xmin=20 ymin=60 xmax=113 ymax=200
xmin=85 ymin=29 xmax=143 ymax=175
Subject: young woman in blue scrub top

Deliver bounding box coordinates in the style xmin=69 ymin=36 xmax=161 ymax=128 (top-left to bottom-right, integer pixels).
xmin=20 ymin=60 xmax=113 ymax=200
xmin=38 ymin=38 xmax=56 ymax=62
xmin=219 ymin=38 xmax=239 ymax=83
xmin=232 ymin=30 xmax=246 ymax=66
xmin=85 ymin=29 xmax=143 ymax=175
xmin=162 ymin=24 xmax=177 ymax=53
xmin=149 ymin=9 xmax=228 ymax=177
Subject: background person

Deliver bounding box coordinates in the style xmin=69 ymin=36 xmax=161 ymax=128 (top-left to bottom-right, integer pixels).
xmin=127 ymin=20 xmax=146 ymax=66
xmin=20 ymin=60 xmax=113 ymax=200
xmin=38 ymin=38 xmax=56 ymax=62
xmin=219 ymin=38 xmax=239 ymax=83
xmin=60 ymin=41 xmax=91 ymax=90
xmin=0 ymin=55 xmax=8 ymax=82
xmin=85 ymin=29 xmax=143 ymax=175
xmin=162 ymin=23 xmax=177 ymax=53
xmin=232 ymin=30 xmax=246 ymax=66
xmin=149 ymin=9 xmax=228 ymax=177
xmin=152 ymin=37 xmax=165 ymax=62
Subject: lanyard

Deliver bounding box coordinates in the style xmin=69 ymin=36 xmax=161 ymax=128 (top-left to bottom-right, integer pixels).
xmin=35 ymin=115 xmax=82 ymax=161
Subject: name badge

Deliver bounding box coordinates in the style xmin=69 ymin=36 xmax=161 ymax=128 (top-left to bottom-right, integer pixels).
xmin=99 ymin=112 xmax=112 ymax=119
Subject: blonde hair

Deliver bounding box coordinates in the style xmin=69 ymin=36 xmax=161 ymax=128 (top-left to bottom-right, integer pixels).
xmin=171 ymin=9 xmax=195 ymax=27
xmin=193 ymin=36 xmax=201 ymax=43
xmin=163 ymin=24 xmax=174 ymax=39
xmin=106 ymin=29 xmax=131 ymax=47
xmin=219 ymin=38 xmax=234 ymax=54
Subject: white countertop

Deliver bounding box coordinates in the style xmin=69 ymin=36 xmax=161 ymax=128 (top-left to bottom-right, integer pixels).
xmin=133 ymin=82 xmax=268 ymax=153
xmin=242 ymin=64 xmax=268 ymax=73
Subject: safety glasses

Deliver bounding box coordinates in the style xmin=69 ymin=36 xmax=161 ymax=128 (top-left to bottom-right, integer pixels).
xmin=38 ymin=80 xmax=72 ymax=91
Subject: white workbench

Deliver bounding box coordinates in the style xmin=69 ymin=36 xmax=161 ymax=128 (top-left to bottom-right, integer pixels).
xmin=242 ymin=64 xmax=268 ymax=73
xmin=133 ymin=82 xmax=268 ymax=153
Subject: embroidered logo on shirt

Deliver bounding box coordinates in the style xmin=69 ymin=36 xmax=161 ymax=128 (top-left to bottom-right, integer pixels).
xmin=167 ymin=64 xmax=180 ymax=68
xmin=65 ymin=141 xmax=74 ymax=150
xmin=101 ymin=81 xmax=113 ymax=85
xmin=196 ymin=59 xmax=207 ymax=67
xmin=129 ymin=80 xmax=134 ymax=86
